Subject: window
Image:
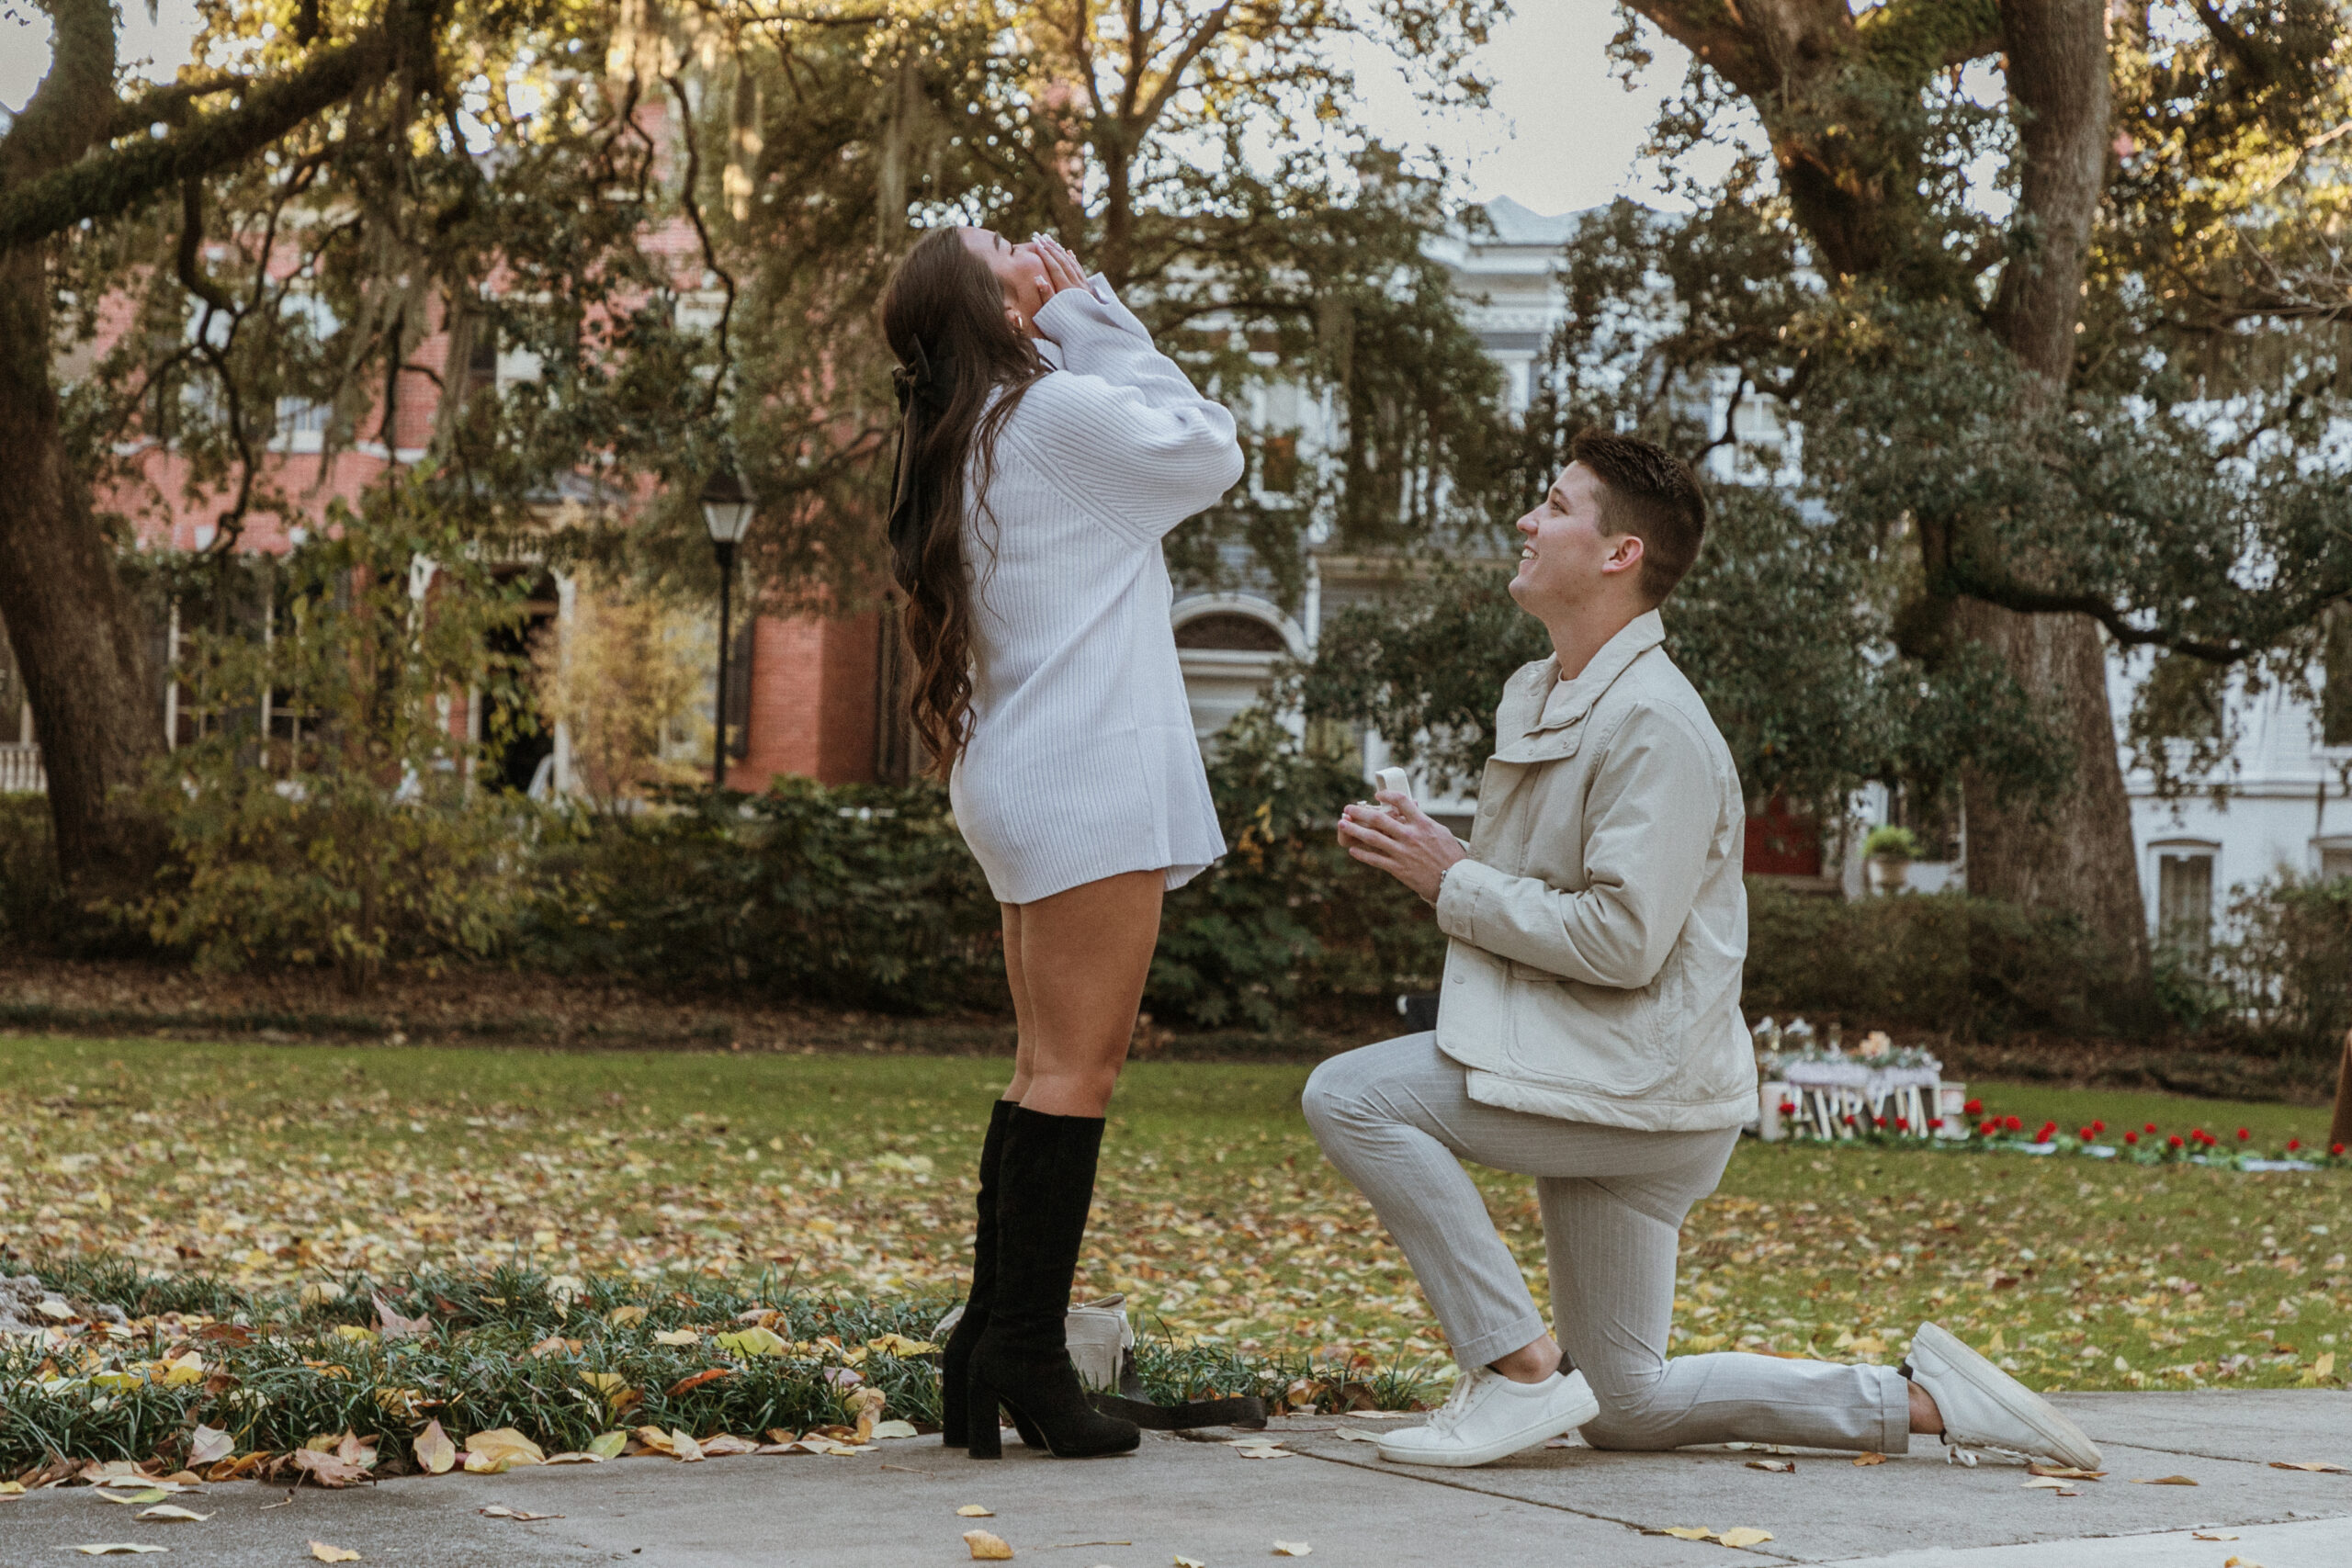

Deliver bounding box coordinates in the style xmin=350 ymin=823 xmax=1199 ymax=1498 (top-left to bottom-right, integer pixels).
xmin=2155 ymin=849 xmax=2215 ymax=957
xmin=2320 ymin=841 xmax=2352 ymax=885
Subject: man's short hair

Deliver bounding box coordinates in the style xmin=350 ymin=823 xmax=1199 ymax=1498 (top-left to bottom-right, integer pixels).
xmin=1569 ymin=429 xmax=1707 ymax=604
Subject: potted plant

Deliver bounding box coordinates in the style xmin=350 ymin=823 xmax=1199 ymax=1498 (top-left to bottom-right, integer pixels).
xmin=1865 ymin=824 xmax=1921 ymax=894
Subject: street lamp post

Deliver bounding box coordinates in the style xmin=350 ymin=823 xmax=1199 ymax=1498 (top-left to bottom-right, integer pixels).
xmin=699 ymin=468 xmax=755 ymax=788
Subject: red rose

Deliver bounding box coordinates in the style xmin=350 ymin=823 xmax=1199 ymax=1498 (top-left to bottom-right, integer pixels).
xmin=1779 ymin=1100 xmax=1796 ymax=1115
xmin=2124 ymin=1131 xmax=2138 ymax=1145
xmin=1928 ymin=1117 xmax=1943 ymax=1129
xmin=2005 ymin=1115 xmax=2023 ymax=1132
xmin=2092 ymin=1120 xmax=2106 ymax=1134
xmin=1964 ymin=1098 xmax=1983 ymax=1114
xmin=2077 ymin=1126 xmax=2094 ymax=1142
xmin=2236 ymin=1127 xmax=2250 ymax=1141
xmin=2287 ymin=1138 xmax=2301 ymax=1151
xmin=1843 ymin=1113 xmax=1857 ymax=1125
xmin=2168 ymin=1134 xmax=2185 ymax=1148
xmin=1896 ymin=1116 xmax=1910 ymax=1131
xmin=2334 ymin=1143 xmax=2346 ymax=1156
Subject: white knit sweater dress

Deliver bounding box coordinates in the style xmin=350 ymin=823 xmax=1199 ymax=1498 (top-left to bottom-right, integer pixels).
xmin=946 ymin=276 xmax=1245 ymax=906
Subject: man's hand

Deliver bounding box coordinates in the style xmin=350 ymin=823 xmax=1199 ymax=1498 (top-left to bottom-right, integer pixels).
xmin=1338 ymin=791 xmax=1468 ymax=904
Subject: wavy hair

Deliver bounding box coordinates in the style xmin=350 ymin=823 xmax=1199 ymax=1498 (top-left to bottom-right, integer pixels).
xmin=879 ymin=229 xmax=1049 ymax=776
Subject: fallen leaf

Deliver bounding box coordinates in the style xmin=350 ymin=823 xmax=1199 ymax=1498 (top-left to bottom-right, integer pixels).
xmin=540 ymin=1451 xmax=606 ymax=1465
xmin=1717 ymin=1529 xmax=1774 ymax=1549
xmin=1852 ymin=1452 xmax=1888 ymax=1466
xmin=70 ymin=1549 xmax=167 ymax=1557
xmin=2192 ymin=1533 xmax=2239 ymax=1541
xmin=698 ymin=1435 xmax=759 ymax=1456
xmin=526 ymin=1334 xmax=581 ymax=1359
xmin=1341 ymin=1411 xmax=1413 ymax=1419
xmin=2130 ymin=1475 xmax=2198 ymax=1485
xmin=587 ymin=1430 xmax=629 ymax=1460
xmin=97 ymin=1488 xmax=169 ymax=1505
xmin=372 ymin=1292 xmax=433 ymax=1339
xmin=310 ymin=1544 xmax=362 ymax=1562
xmin=632 ymin=1426 xmax=679 ymax=1457
xmin=1273 ymin=1542 xmax=1313 ymax=1556
xmin=2027 ymin=1464 xmax=2105 ymax=1480
xmin=1655 ymin=1528 xmax=1716 ymax=1541
xmin=187 ymin=1426 xmax=233 ymax=1467
xmin=714 ymin=1326 xmax=786 ymax=1357
xmin=607 ymin=1305 xmax=649 ymax=1327
xmin=865 ymin=1333 xmax=939 ymax=1356
xmin=666 ymin=1368 xmax=734 ymax=1397
xmin=2223 ymin=1558 xmax=2268 ymax=1568
xmin=136 ymin=1506 xmax=212 ymax=1522
xmin=287 ymin=1450 xmax=369 ymax=1488
xmin=2022 ymin=1476 xmax=2071 ymax=1490
xmin=413 ymin=1419 xmax=457 ymax=1475
xmin=463 ymin=1428 xmax=546 ymax=1470
xmin=1177 ymin=1558 xmax=1206 ymax=1568
xmin=1331 ymin=1428 xmax=1379 ymax=1443
xmin=478 ymin=1506 xmax=561 ymax=1520
xmin=958 ymin=1505 xmax=995 ymax=1517
xmin=963 ymin=1529 xmax=1015 ymax=1561
xmin=1745 ymin=1459 xmax=1794 ymax=1472
xmin=872 ymin=1419 xmax=920 ymax=1439
xmin=2268 ymin=1461 xmax=2347 ymax=1472
xmin=653 ymin=1328 xmax=700 ymax=1347
xmin=0 ymin=1480 xmax=22 ymax=1496
xmin=669 ymin=1428 xmax=706 ymax=1462
xmin=1235 ymin=1445 xmax=1295 ymax=1460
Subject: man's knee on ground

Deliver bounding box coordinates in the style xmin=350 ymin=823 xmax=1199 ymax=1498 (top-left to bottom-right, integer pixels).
xmin=1576 ymin=1378 xmax=1681 ymax=1451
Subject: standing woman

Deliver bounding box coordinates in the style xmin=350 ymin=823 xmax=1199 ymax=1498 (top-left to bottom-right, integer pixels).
xmin=880 ymin=227 xmax=1242 ymax=1460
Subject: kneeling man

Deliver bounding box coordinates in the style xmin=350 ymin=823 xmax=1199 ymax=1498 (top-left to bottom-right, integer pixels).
xmin=1306 ymin=431 xmax=2099 ymax=1472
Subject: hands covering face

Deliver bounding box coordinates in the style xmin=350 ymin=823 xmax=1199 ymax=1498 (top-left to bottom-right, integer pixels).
xmin=1017 ymin=233 xmax=1088 ymax=340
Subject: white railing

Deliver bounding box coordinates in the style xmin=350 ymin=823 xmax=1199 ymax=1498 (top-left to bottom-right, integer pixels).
xmin=0 ymin=743 xmax=46 ymax=794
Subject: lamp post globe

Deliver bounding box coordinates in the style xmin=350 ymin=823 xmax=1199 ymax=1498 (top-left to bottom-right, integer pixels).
xmin=699 ymin=468 xmax=753 ymax=787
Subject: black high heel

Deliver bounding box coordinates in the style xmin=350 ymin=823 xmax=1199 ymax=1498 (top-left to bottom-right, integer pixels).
xmin=940 ymin=1100 xmax=1016 ymax=1449
xmin=966 ymin=1108 xmax=1140 ymax=1461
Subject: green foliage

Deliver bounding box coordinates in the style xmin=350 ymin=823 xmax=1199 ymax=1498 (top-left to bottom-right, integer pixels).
xmin=2211 ymin=875 xmax=2352 ymax=1059
xmin=0 ymin=1258 xmax=1437 ymax=1470
xmin=127 ymin=479 xmax=534 ymax=992
xmin=522 ymin=778 xmax=1005 ymax=1014
xmin=1149 ymin=713 xmax=1443 ymax=1030
xmin=0 ymin=795 xmax=70 ymax=948
xmin=1863 ymin=825 xmax=1922 ymax=861
xmin=1741 ymin=879 xmax=2138 ymax=1040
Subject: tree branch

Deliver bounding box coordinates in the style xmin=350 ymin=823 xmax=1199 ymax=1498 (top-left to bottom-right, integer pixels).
xmin=0 ymin=16 xmax=419 ymax=251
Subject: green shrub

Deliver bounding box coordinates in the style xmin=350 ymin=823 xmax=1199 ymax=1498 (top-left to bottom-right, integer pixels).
xmin=0 ymin=794 xmax=66 ymax=945
xmin=1862 ymin=824 xmax=1922 ymax=860
xmin=1742 ymin=879 xmax=2126 ymax=1039
xmin=2211 ymin=874 xmax=2352 ymax=1058
xmin=521 ymin=777 xmax=1005 ymax=1012
xmin=128 ymin=478 xmax=535 ymax=992
xmin=1148 ymin=712 xmax=1442 ymax=1029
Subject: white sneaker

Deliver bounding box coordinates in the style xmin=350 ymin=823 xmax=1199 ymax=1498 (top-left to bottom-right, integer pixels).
xmin=1375 ymin=1366 xmax=1600 ymax=1469
xmin=1905 ymin=1321 xmax=2102 ymax=1470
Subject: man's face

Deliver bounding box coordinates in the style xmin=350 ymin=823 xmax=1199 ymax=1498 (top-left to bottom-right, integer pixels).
xmin=1510 ymin=462 xmax=1640 ymax=620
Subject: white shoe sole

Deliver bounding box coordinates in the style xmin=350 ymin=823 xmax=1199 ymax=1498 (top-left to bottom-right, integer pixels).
xmin=1375 ymin=1378 xmax=1600 ymax=1469
xmin=1913 ymin=1322 xmax=2102 ymax=1470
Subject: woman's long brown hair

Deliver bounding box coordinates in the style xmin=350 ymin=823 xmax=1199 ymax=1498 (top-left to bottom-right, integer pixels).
xmin=879 ymin=229 xmax=1049 ymax=777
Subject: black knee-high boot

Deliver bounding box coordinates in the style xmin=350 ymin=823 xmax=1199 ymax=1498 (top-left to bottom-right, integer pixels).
xmin=940 ymin=1099 xmax=1017 ymax=1448
xmin=967 ymin=1107 xmax=1140 ymax=1460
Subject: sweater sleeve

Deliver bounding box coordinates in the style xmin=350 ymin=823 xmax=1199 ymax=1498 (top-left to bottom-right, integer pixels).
xmin=1009 ymin=278 xmax=1244 ymax=545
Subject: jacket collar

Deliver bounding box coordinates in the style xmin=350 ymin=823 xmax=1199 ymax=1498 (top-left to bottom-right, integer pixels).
xmin=1491 ymin=610 xmax=1666 ymax=762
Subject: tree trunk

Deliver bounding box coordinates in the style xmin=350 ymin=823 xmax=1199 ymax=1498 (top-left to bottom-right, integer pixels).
xmin=1961 ymin=0 xmax=2149 ymax=983
xmin=0 ymin=242 xmax=165 ymax=891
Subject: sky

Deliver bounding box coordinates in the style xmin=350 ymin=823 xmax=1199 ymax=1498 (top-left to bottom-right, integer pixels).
xmin=0 ymin=0 xmax=1731 ymax=220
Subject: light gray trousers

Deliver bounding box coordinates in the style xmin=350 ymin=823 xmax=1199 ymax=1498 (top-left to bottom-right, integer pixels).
xmin=1303 ymin=1032 xmax=1910 ymax=1454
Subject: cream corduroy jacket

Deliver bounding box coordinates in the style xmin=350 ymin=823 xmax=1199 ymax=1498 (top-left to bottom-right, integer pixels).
xmin=1430 ymin=611 xmax=1757 ymax=1132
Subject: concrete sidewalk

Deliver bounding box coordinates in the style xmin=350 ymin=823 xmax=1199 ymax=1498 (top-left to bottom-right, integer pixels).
xmin=5 ymin=1393 xmax=2346 ymax=1567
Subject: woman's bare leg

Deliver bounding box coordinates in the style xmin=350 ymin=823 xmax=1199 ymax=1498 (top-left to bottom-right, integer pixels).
xmin=999 ymin=870 xmax=1163 ymax=1117
xmin=1000 ymin=902 xmax=1035 ymax=1101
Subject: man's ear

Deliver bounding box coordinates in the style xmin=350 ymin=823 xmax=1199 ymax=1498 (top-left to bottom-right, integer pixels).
xmin=1600 ymin=534 xmax=1645 ymax=578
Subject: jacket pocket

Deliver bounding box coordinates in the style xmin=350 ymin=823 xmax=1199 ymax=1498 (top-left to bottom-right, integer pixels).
xmin=1503 ymin=969 xmax=1679 ymax=1098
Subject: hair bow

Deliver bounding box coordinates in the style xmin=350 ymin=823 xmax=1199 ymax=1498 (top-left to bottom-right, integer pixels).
xmin=887 ymin=339 xmax=953 ymax=562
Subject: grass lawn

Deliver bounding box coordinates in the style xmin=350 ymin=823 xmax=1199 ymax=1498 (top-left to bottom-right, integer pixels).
xmin=2 ymin=1035 xmax=2344 ymax=1394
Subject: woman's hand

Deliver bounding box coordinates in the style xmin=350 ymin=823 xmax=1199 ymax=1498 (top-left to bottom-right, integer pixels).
xmin=1023 ymin=234 xmax=1090 ymax=340
xmin=1338 ymin=792 xmax=1467 ymax=905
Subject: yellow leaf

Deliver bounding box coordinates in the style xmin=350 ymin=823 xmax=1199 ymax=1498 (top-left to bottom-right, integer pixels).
xmin=159 ymin=1354 xmax=206 ymax=1387
xmin=2223 ymin=1558 xmax=2269 ymax=1568
xmin=714 ymin=1326 xmax=786 ymax=1357
xmin=1273 ymin=1542 xmax=1313 ymax=1556
xmin=962 ymin=1529 xmax=1014 ymax=1561
xmin=1987 ymin=1328 xmax=2006 ymax=1353
xmin=870 ymin=1419 xmax=920 ymax=1439
xmin=0 ymin=1481 xmax=23 ymax=1495
xmin=98 ymin=1489 xmax=168 ymax=1506
xmin=333 ymin=1325 xmax=375 ymax=1344
xmin=310 ymin=1545 xmax=363 ymax=1563
xmin=586 ymin=1430 xmax=628 ymax=1460
xmin=1745 ymin=1459 xmax=1794 ymax=1472
xmin=1177 ymin=1558 xmax=1206 ymax=1568
xmin=632 ymin=1426 xmax=678 ymax=1456
xmin=957 ymin=1505 xmax=994 ymax=1517
xmin=413 ymin=1419 xmax=456 ymax=1476
xmin=136 ymin=1506 xmax=212 ymax=1522
xmin=2130 ymin=1475 xmax=2198 ymax=1485
xmin=456 ymin=1438 xmax=538 ymax=1476
xmin=607 ymin=1305 xmax=649 ymax=1326
xmin=1718 ymin=1529 xmax=1775 ymax=1549
xmin=864 ymin=1334 xmax=940 ymax=1356
xmin=698 ymin=1434 xmax=759 ymax=1456
xmin=1658 ymin=1527 xmax=1715 ymax=1540
xmin=669 ymin=1428 xmax=705 ymax=1462
xmin=1852 ymin=1452 xmax=1887 ymax=1466
xmin=653 ymin=1329 xmax=700 ymax=1347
